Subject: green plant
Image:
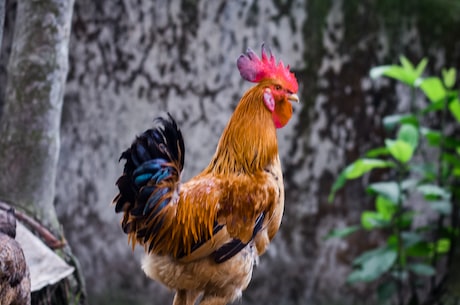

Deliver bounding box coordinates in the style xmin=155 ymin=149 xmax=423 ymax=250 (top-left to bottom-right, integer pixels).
xmin=328 ymin=56 xmax=460 ymax=305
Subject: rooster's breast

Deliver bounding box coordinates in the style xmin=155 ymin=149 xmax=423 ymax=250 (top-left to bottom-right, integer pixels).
xmin=142 ymin=244 xmax=256 ymax=301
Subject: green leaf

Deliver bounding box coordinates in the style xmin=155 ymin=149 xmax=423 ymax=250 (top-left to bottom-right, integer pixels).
xmin=448 ymin=97 xmax=460 ymax=123
xmin=328 ymin=158 xmax=396 ymax=203
xmin=415 ymin=58 xmax=428 ymax=79
xmin=429 ymin=200 xmax=452 ymax=215
xmin=361 ymin=211 xmax=387 ymax=230
xmin=446 ymin=137 xmax=460 ymax=150
xmin=422 ymin=100 xmax=445 ymax=114
xmin=397 ymin=211 xmax=415 ymax=229
xmin=417 ymin=184 xmax=451 ymax=200
xmin=365 ymin=147 xmax=390 ymax=158
xmin=371 ymin=57 xmax=427 ymax=87
xmin=401 ymin=232 xmax=424 ymax=248
xmin=348 ymin=247 xmax=397 ymax=283
xmin=383 ymin=114 xmax=418 ymax=130
xmin=435 ymin=238 xmax=451 ymax=254
xmin=443 ymin=152 xmax=460 ymax=168
xmin=420 ymin=128 xmax=460 ymax=149
xmin=406 ymin=241 xmax=431 ymax=258
xmin=385 ymin=139 xmax=414 ymax=163
xmin=420 ymin=128 xmax=441 ymax=147
xmin=376 ymin=196 xmax=397 ymax=220
xmin=409 ymin=263 xmax=436 ymax=277
xmin=424 ymin=238 xmax=451 ymax=256
xmin=420 ymin=77 xmax=447 ymax=103
xmin=369 ymin=65 xmax=394 ymax=79
xmin=411 ymin=163 xmax=437 ymax=181
xmin=446 ymin=226 xmax=460 ymax=238
xmin=370 ymin=65 xmax=415 ymax=86
xmin=401 ymin=178 xmax=418 ymax=191
xmin=397 ymin=124 xmax=419 ymax=149
xmin=442 ymin=67 xmax=456 ymax=89
xmin=345 ymin=158 xmax=395 ymax=179
xmin=400 ymin=56 xmax=415 ymax=72
xmin=328 ymin=170 xmax=348 ymax=202
xmin=325 ymin=226 xmax=360 ymax=239
xmin=386 ymin=211 xmax=415 ymax=230
xmin=454 ymin=168 xmax=460 ymax=177
xmin=352 ymin=247 xmax=388 ymax=265
xmin=367 ymin=182 xmax=400 ymax=204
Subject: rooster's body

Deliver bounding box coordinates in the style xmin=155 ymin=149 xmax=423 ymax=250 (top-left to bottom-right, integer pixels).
xmin=114 ymin=45 xmax=299 ymax=305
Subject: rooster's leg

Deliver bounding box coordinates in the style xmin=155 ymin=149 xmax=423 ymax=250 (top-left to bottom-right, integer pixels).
xmin=173 ymin=289 xmax=200 ymax=305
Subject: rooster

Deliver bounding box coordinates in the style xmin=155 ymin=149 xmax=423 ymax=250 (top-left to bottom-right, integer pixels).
xmin=114 ymin=44 xmax=299 ymax=305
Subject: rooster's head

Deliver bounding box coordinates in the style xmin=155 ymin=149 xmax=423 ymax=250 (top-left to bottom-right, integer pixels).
xmin=237 ymin=44 xmax=299 ymax=128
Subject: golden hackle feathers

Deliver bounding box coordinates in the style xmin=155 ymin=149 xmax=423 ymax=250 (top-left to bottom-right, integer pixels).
xmin=206 ymin=82 xmax=279 ymax=175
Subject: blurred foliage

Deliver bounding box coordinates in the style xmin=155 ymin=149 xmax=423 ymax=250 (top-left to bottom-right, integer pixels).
xmin=329 ymin=56 xmax=460 ymax=304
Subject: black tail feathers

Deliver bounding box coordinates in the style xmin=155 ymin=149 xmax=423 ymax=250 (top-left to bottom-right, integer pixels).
xmin=114 ymin=113 xmax=184 ymax=233
xmin=120 ymin=113 xmax=184 ymax=177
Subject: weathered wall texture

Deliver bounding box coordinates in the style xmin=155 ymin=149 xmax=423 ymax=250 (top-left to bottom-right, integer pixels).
xmin=1 ymin=0 xmax=459 ymax=304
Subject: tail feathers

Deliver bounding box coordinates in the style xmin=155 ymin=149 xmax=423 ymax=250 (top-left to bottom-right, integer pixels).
xmin=113 ymin=113 xmax=184 ymax=250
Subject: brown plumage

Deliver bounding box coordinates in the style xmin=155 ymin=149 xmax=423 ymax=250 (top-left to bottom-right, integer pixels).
xmin=0 ymin=207 xmax=31 ymax=305
xmin=113 ymin=45 xmax=299 ymax=305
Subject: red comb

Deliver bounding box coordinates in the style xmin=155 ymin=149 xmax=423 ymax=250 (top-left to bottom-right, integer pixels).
xmin=237 ymin=44 xmax=298 ymax=92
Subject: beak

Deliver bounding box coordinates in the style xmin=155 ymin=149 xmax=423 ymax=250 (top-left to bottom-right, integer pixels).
xmin=287 ymin=93 xmax=300 ymax=103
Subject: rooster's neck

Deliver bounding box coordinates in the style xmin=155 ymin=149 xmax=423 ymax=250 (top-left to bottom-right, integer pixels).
xmin=205 ymin=85 xmax=279 ymax=175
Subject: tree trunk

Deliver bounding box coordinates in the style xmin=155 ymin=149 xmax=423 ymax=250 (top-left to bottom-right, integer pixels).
xmin=0 ymin=0 xmax=74 ymax=233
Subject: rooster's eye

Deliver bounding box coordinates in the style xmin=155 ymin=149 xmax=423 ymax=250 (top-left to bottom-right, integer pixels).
xmin=274 ymin=85 xmax=282 ymax=90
